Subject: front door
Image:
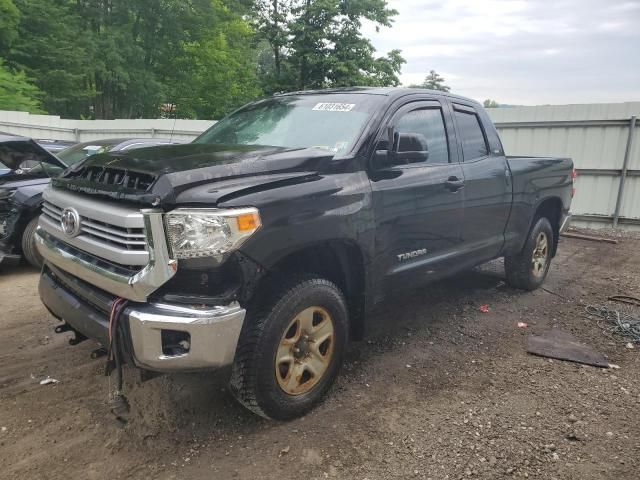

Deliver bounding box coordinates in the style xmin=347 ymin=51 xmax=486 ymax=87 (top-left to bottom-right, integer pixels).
xmin=368 ymin=100 xmax=465 ymax=299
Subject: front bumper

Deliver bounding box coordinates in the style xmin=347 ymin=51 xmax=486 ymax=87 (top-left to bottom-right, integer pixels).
xmin=40 ymin=265 xmax=246 ymax=372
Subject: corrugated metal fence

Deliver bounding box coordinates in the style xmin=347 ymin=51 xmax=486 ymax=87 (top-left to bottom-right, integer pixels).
xmin=1 ymin=102 xmax=639 ymax=230
xmin=488 ymin=102 xmax=640 ymax=230
xmin=0 ymin=110 xmax=212 ymax=142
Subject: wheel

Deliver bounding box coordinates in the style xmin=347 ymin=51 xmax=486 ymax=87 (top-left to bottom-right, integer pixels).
xmin=505 ymin=216 xmax=553 ymax=290
xmin=22 ymin=216 xmax=43 ymax=269
xmin=229 ymin=276 xmax=349 ymax=420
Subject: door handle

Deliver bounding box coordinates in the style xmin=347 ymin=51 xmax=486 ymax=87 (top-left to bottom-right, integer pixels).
xmin=445 ymin=176 xmax=465 ymax=192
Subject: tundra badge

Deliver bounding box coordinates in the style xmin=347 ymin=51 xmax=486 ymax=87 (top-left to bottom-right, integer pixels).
xmin=397 ymin=249 xmax=427 ymax=261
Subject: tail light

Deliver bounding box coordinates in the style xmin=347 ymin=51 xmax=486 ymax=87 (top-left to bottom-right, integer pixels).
xmin=571 ymin=167 xmax=577 ymax=197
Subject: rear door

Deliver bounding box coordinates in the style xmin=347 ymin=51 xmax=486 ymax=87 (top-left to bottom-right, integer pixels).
xmin=451 ymin=102 xmax=512 ymax=262
xmin=368 ymin=99 xmax=466 ymax=297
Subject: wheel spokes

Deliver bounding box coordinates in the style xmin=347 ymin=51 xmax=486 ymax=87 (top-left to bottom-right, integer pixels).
xmin=276 ymin=342 xmax=294 ymax=366
xmin=275 ymin=306 xmax=335 ymax=396
xmin=310 ymin=316 xmax=333 ymax=344
xmin=297 ymin=307 xmax=316 ymax=333
xmin=305 ymin=348 xmax=328 ymax=377
xmin=531 ymin=232 xmax=548 ymax=276
xmin=284 ymin=362 xmax=305 ymax=392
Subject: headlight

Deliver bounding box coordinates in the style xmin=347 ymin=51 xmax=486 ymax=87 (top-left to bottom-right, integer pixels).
xmin=165 ymin=208 xmax=261 ymax=259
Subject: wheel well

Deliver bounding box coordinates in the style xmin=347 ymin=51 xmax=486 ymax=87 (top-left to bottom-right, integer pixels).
xmin=534 ymin=198 xmax=562 ymax=257
xmin=259 ymin=241 xmax=366 ymax=340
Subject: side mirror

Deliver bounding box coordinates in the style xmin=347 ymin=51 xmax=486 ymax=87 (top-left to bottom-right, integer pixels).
xmin=392 ymin=132 xmax=429 ymax=164
xmin=374 ymin=131 xmax=429 ymax=167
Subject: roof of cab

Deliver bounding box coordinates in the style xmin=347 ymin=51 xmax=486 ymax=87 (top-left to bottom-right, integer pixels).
xmin=276 ymin=86 xmax=482 ymax=107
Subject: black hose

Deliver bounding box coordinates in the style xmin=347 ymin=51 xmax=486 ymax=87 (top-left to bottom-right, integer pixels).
xmin=108 ymin=299 xmax=130 ymax=422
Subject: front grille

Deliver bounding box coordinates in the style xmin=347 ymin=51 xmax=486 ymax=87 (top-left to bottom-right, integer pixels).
xmin=66 ymin=166 xmax=156 ymax=192
xmin=43 ymin=201 xmax=146 ymax=251
xmin=40 ymin=188 xmax=149 ymax=267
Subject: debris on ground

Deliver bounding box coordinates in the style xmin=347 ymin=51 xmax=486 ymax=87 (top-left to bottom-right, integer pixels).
xmin=561 ymin=232 xmax=618 ymax=244
xmin=517 ymin=322 xmax=528 ymax=328
xmin=39 ymin=377 xmax=60 ymax=385
xmin=608 ymin=295 xmax=640 ymax=307
xmin=278 ymin=446 xmax=290 ymax=457
xmin=527 ymin=329 xmax=610 ymax=368
xmin=586 ymin=304 xmax=640 ymax=343
xmin=479 ymin=304 xmax=490 ymax=313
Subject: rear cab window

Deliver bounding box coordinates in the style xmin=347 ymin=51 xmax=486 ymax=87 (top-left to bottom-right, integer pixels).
xmin=453 ymin=106 xmax=489 ymax=161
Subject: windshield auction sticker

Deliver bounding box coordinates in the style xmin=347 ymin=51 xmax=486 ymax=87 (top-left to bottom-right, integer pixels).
xmin=312 ymin=103 xmax=356 ymax=112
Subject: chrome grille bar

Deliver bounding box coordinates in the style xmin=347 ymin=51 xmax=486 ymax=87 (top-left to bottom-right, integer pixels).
xmin=40 ymin=189 xmax=149 ymax=266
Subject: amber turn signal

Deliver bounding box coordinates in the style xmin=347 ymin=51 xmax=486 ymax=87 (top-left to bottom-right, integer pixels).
xmin=236 ymin=212 xmax=261 ymax=232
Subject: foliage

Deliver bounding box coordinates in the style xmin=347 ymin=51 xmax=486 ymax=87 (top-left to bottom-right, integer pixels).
xmin=9 ymin=0 xmax=94 ymax=117
xmin=254 ymin=0 xmax=405 ymax=93
xmin=1 ymin=0 xmax=405 ymax=119
xmin=409 ymin=70 xmax=450 ymax=92
xmin=483 ymin=99 xmax=499 ymax=108
xmin=0 ymin=60 xmax=43 ymax=112
xmin=0 ymin=0 xmax=19 ymax=55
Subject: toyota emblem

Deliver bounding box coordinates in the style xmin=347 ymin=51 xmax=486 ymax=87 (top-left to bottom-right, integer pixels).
xmin=60 ymin=207 xmax=81 ymax=237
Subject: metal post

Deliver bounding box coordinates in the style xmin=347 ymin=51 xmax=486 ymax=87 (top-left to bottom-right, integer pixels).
xmin=613 ymin=115 xmax=637 ymax=228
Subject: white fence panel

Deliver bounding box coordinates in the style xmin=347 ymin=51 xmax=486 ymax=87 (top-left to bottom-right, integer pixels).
xmin=488 ymin=102 xmax=640 ymax=230
xmin=0 ymin=111 xmax=214 ymax=142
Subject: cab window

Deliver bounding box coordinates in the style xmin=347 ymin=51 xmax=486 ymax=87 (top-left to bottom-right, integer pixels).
xmin=393 ymin=108 xmax=449 ymax=164
xmin=454 ymin=110 xmax=488 ymax=161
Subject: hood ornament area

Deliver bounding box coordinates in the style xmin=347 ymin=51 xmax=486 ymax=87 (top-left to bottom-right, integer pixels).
xmin=60 ymin=207 xmax=81 ymax=237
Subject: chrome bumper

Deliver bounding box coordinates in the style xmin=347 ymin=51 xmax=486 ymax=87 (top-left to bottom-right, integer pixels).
xmin=39 ymin=265 xmax=246 ymax=372
xmin=128 ymin=302 xmax=246 ymax=371
xmin=34 ymin=210 xmax=177 ymax=302
xmin=560 ymin=212 xmax=572 ymax=233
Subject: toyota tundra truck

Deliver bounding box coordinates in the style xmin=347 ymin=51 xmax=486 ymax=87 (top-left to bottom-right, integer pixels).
xmin=33 ymin=88 xmax=574 ymax=420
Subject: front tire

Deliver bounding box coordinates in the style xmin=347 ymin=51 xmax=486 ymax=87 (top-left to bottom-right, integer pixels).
xmin=505 ymin=216 xmax=553 ymax=290
xmin=22 ymin=216 xmax=43 ymax=269
xmin=229 ymin=276 xmax=349 ymax=420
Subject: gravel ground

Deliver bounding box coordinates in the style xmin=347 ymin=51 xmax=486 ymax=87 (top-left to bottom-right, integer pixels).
xmin=1 ymin=233 xmax=639 ymax=479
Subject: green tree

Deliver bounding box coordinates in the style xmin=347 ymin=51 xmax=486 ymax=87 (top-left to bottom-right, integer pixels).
xmin=173 ymin=4 xmax=262 ymax=119
xmin=483 ymin=99 xmax=499 ymax=108
xmin=9 ymin=0 xmax=93 ymax=117
xmin=255 ymin=0 xmax=405 ymax=93
xmin=0 ymin=60 xmax=43 ymax=112
xmin=7 ymin=0 xmax=261 ymax=119
xmin=255 ymin=0 xmax=292 ymax=91
xmin=0 ymin=0 xmax=20 ymax=55
xmin=409 ymin=70 xmax=450 ymax=92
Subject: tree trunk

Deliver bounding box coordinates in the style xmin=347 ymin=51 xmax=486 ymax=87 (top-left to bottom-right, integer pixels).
xmin=273 ymin=0 xmax=281 ymax=80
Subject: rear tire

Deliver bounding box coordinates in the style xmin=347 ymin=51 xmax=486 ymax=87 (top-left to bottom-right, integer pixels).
xmin=22 ymin=216 xmax=43 ymax=269
xmin=229 ymin=276 xmax=349 ymax=420
xmin=505 ymin=216 xmax=553 ymax=290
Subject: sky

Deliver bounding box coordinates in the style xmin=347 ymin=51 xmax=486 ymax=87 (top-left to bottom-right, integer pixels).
xmin=363 ymin=0 xmax=640 ymax=105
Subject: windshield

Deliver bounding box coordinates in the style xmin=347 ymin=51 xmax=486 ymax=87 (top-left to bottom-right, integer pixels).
xmin=57 ymin=140 xmax=121 ymax=165
xmin=194 ymin=93 xmax=383 ymax=154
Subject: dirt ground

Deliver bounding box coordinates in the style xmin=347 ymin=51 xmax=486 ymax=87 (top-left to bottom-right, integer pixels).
xmin=1 ymin=232 xmax=639 ymax=480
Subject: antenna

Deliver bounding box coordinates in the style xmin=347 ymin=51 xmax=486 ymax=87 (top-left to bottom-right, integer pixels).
xmin=169 ymin=102 xmax=178 ymax=142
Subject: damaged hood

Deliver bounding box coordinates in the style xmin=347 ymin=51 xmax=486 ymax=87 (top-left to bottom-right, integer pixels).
xmin=53 ymin=143 xmax=337 ymax=206
xmin=0 ymin=135 xmax=67 ymax=171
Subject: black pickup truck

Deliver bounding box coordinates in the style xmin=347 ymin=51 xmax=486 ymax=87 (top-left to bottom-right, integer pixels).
xmin=34 ymin=88 xmax=574 ymax=419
